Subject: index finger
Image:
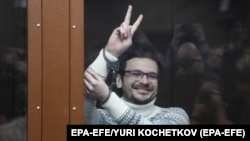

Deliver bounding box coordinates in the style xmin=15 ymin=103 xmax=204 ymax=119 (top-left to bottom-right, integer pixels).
xmin=123 ymin=5 xmax=132 ymax=26
xmin=131 ymin=14 xmax=143 ymax=35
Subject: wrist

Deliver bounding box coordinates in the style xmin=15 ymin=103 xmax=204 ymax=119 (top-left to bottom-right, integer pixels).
xmin=96 ymin=89 xmax=112 ymax=107
xmin=103 ymin=47 xmax=120 ymax=72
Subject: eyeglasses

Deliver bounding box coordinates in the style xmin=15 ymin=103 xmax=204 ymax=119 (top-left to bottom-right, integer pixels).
xmin=122 ymin=70 xmax=159 ymax=81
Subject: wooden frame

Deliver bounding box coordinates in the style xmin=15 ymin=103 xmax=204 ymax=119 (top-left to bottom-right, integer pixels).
xmin=27 ymin=0 xmax=84 ymax=140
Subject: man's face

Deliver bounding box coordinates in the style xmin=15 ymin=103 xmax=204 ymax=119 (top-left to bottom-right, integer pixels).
xmin=206 ymin=47 xmax=224 ymax=69
xmin=116 ymin=57 xmax=159 ymax=104
xmin=176 ymin=42 xmax=204 ymax=76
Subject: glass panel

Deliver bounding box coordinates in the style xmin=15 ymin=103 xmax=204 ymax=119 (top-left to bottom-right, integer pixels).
xmin=0 ymin=0 xmax=27 ymax=139
xmin=85 ymin=0 xmax=250 ymax=125
xmin=171 ymin=0 xmax=250 ymax=125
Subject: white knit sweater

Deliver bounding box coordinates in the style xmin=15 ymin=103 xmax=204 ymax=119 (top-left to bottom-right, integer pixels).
xmin=84 ymin=49 xmax=190 ymax=125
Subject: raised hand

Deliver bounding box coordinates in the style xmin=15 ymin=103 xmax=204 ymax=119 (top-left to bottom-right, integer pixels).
xmin=105 ymin=5 xmax=143 ymax=57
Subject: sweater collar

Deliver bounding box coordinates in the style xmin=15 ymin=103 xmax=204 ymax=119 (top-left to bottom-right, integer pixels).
xmin=121 ymin=97 xmax=159 ymax=118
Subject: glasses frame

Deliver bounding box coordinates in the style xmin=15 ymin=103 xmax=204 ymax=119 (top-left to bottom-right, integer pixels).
xmin=122 ymin=70 xmax=159 ymax=81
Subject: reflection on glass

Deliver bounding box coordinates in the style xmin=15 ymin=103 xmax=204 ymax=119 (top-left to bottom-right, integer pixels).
xmin=0 ymin=0 xmax=27 ymax=140
xmin=86 ymin=0 xmax=250 ymax=125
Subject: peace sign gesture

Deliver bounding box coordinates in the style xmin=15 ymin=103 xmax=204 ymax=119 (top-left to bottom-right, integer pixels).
xmin=105 ymin=5 xmax=143 ymax=57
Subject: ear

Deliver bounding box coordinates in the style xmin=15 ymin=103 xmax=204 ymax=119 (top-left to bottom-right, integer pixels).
xmin=115 ymin=74 xmax=122 ymax=88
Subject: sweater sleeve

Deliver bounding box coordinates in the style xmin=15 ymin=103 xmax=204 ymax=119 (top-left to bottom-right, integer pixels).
xmin=88 ymin=48 xmax=118 ymax=79
xmin=84 ymin=96 xmax=101 ymax=124
xmin=84 ymin=48 xmax=118 ymax=124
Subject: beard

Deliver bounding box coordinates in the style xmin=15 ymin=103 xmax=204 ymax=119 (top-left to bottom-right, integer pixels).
xmin=128 ymin=82 xmax=156 ymax=104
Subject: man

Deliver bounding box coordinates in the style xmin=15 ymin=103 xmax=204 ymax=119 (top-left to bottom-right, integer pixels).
xmin=84 ymin=5 xmax=189 ymax=125
xmin=173 ymin=42 xmax=205 ymax=116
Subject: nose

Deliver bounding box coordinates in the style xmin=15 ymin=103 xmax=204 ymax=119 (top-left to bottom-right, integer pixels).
xmin=140 ymin=74 xmax=149 ymax=83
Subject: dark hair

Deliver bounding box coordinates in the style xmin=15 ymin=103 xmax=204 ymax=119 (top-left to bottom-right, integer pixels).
xmin=118 ymin=43 xmax=162 ymax=75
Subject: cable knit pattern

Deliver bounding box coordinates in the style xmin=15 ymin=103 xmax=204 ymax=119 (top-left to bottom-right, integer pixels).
xmin=116 ymin=108 xmax=142 ymax=124
xmin=96 ymin=107 xmax=189 ymax=125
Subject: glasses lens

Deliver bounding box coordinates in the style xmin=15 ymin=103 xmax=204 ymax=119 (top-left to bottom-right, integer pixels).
xmin=124 ymin=70 xmax=158 ymax=81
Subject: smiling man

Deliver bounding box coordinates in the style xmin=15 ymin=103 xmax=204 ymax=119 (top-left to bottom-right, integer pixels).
xmin=84 ymin=5 xmax=189 ymax=125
